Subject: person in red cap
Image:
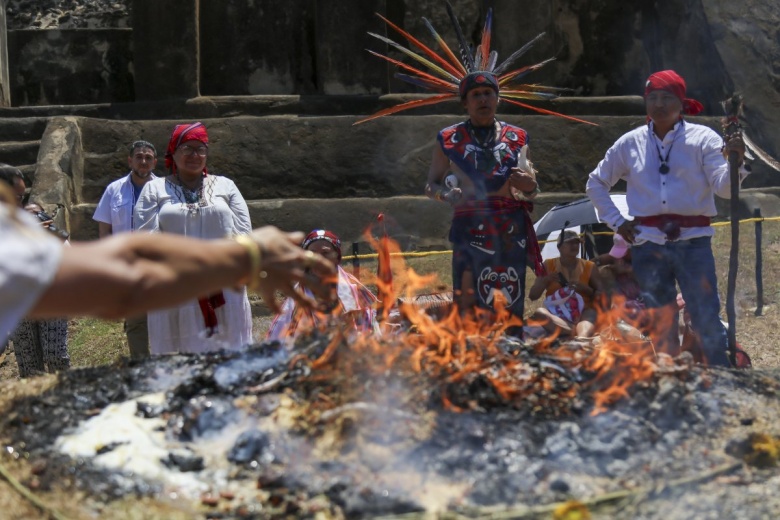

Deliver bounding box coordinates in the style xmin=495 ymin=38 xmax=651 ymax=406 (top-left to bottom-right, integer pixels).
xmin=586 ymin=70 xmax=747 ymax=367
xmin=266 ymin=229 xmax=379 ymax=341
xmin=134 ymin=122 xmax=255 ymax=354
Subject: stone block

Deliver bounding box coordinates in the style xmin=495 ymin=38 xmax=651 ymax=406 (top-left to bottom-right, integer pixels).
xmin=316 ymin=0 xmax=387 ymax=94
xmin=75 ymin=114 xmax=736 ymax=203
xmin=8 ymin=28 xmax=133 ymax=106
xmin=132 ymin=0 xmax=199 ymax=100
xmin=200 ymin=0 xmax=317 ymax=96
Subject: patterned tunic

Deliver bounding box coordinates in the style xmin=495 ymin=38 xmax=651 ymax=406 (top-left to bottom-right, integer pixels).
xmin=437 ymin=120 xmax=540 ymax=322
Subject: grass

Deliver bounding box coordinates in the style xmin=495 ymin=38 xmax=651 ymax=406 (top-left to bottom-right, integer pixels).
xmin=2 ymin=220 xmax=779 ymax=378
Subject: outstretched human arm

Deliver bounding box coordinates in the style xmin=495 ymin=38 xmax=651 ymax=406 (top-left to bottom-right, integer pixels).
xmin=29 ymin=226 xmax=335 ymax=319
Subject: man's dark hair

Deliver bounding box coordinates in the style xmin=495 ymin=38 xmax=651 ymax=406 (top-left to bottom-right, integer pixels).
xmin=0 ymin=163 xmax=25 ymax=188
xmin=129 ymin=140 xmax=157 ymax=156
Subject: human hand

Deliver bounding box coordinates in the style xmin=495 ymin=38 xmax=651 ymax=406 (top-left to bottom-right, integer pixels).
xmin=723 ymin=135 xmax=746 ymax=164
xmin=617 ymin=220 xmax=638 ymax=244
xmin=508 ymin=168 xmax=537 ymax=193
xmin=251 ymin=227 xmax=337 ymax=313
xmin=443 ymin=187 xmax=462 ymax=205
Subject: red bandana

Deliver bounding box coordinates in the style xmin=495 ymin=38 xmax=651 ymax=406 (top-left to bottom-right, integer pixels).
xmin=644 ymin=70 xmax=703 ymax=116
xmin=165 ymin=122 xmax=209 ymax=173
xmin=302 ymin=229 xmax=342 ymax=263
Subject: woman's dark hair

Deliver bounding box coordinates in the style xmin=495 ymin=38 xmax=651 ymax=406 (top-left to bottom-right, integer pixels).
xmin=0 ymin=163 xmax=24 ymax=188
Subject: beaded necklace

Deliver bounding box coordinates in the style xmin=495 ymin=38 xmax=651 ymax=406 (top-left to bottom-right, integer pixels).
xmin=466 ymin=119 xmax=499 ymax=150
xmin=167 ymin=173 xmax=209 ymax=214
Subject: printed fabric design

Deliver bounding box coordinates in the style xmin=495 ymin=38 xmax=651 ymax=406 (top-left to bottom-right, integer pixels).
xmin=543 ymin=287 xmax=585 ymax=324
xmin=438 ymin=121 xmax=528 ymax=193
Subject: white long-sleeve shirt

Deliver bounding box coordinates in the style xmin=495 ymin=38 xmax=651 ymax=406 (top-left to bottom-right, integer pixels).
xmin=586 ymin=120 xmax=749 ymax=245
xmin=0 ymin=206 xmax=62 ymax=340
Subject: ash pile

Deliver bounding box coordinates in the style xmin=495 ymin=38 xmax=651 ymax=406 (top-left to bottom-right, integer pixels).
xmin=3 ymin=316 xmax=780 ymax=519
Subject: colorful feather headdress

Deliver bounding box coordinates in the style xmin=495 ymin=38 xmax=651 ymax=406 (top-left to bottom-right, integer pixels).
xmin=355 ymin=2 xmax=594 ymax=126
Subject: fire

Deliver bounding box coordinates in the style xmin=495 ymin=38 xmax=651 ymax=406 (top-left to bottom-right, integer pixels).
xmin=278 ymin=234 xmax=680 ymax=418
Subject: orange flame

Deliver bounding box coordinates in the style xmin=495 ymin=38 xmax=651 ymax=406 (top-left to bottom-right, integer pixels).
xmin=281 ymin=235 xmax=678 ymax=417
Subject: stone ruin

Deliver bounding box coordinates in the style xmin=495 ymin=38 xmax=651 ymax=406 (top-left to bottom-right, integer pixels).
xmin=0 ymin=0 xmax=778 ymax=246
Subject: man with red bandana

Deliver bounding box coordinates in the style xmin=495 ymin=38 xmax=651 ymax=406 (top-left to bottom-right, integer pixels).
xmin=425 ymin=71 xmax=544 ymax=330
xmin=586 ymin=70 xmax=747 ymax=367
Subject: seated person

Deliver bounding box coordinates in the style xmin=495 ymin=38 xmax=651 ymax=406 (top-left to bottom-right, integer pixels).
xmin=528 ymin=230 xmax=601 ymax=338
xmin=597 ymin=234 xmax=643 ymax=313
xmin=267 ymin=229 xmax=379 ymax=341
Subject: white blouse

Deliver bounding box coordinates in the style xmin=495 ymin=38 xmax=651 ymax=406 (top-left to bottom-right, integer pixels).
xmin=134 ymin=174 xmax=254 ymax=354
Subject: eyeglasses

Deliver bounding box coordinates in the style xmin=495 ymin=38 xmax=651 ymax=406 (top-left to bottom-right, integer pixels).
xmin=645 ymin=92 xmax=679 ymax=105
xmin=178 ymin=145 xmax=209 ymax=157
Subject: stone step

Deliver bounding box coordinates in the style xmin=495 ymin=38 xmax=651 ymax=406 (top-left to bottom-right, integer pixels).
xmin=68 ymin=189 xmax=780 ymax=246
xmin=75 ymin=113 xmax=778 ymax=203
xmin=0 ymin=117 xmax=49 ymax=142
xmin=0 ymin=140 xmax=41 ymax=166
xmin=0 ymin=95 xmax=646 ymax=120
xmin=77 ymin=114 xmax=733 ymax=203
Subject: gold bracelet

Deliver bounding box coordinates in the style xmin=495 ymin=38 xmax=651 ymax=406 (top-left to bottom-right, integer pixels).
xmin=233 ymin=234 xmax=262 ymax=291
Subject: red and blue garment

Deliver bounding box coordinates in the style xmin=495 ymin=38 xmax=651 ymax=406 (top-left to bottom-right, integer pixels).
xmin=437 ymin=120 xmax=528 ymax=193
xmin=440 ymin=120 xmax=543 ymax=324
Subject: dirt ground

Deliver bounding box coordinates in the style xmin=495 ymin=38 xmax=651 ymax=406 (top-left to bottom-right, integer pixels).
xmin=0 ymin=224 xmax=779 ymax=518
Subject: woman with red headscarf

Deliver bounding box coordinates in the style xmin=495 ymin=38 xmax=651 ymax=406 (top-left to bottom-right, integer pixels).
xmin=266 ymin=229 xmax=379 ymax=341
xmin=135 ymin=122 xmax=254 ymax=354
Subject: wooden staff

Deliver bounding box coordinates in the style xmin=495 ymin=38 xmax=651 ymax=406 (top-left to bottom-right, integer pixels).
xmin=722 ymin=95 xmax=743 ymax=366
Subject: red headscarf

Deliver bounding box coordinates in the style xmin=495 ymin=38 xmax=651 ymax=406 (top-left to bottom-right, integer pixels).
xmin=644 ymin=70 xmax=703 ymax=116
xmin=165 ymin=122 xmax=209 ymax=173
xmin=302 ymin=229 xmax=342 ymax=263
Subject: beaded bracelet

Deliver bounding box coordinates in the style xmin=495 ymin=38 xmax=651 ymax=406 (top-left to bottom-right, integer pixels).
xmin=233 ymin=234 xmax=263 ymax=291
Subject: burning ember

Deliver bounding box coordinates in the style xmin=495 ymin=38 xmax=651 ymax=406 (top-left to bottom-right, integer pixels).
xmin=1 ymin=243 xmax=779 ymax=518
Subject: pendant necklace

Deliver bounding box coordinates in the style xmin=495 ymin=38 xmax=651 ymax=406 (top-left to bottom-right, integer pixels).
xmin=171 ymin=174 xmax=207 ymax=215
xmin=467 ymin=119 xmax=498 ymax=150
xmin=650 ymin=121 xmax=681 ymax=175
xmin=654 ymin=139 xmax=674 ymax=174
xmin=467 ymin=119 xmax=500 ymax=167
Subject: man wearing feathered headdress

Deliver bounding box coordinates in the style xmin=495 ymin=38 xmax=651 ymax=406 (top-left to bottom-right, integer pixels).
xmin=356 ymin=3 xmax=592 ymax=328
xmin=426 ymin=68 xmax=544 ymax=328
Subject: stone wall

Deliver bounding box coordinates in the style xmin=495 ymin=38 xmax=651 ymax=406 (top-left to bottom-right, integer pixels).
xmin=77 ymin=113 xmax=774 ymax=204
xmin=5 ymin=0 xmax=778 ymax=163
xmin=7 ymin=28 xmax=132 ymax=105
xmin=0 ymin=0 xmax=10 ymax=106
